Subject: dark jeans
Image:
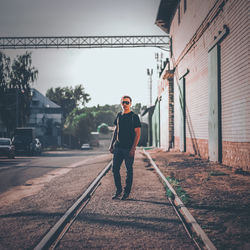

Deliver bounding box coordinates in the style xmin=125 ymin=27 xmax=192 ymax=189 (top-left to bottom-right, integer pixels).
xmin=112 ymin=146 xmax=134 ymax=195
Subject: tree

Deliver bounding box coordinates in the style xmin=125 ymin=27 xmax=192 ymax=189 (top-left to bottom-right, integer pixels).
xmin=46 ymin=85 xmax=90 ymax=120
xmin=94 ymin=110 xmax=116 ymax=127
xmin=65 ymin=111 xmax=95 ymax=146
xmin=0 ymin=52 xmax=10 ymax=89
xmin=0 ymin=53 xmax=11 ymax=130
xmin=0 ymin=51 xmax=38 ymax=134
xmin=84 ymin=104 xmax=121 ymax=115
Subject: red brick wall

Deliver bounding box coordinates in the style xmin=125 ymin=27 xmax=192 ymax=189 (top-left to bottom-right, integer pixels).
xmin=174 ymin=136 xmax=180 ymax=150
xmin=174 ymin=136 xmax=208 ymax=159
xmin=222 ymin=142 xmax=250 ymax=171
xmin=174 ymin=137 xmax=250 ymax=170
xmin=186 ymin=138 xmax=209 ymax=159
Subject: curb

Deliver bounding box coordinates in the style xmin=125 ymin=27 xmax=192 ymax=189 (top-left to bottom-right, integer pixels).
xmin=143 ymin=149 xmax=216 ymax=250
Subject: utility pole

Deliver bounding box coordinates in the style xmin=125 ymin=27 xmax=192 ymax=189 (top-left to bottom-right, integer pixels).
xmin=146 ymin=68 xmax=153 ymax=147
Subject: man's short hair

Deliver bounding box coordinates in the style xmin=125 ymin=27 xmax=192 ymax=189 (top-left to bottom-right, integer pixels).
xmin=121 ymin=95 xmax=132 ymax=103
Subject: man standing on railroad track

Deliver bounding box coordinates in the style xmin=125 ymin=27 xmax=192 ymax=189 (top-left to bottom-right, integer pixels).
xmin=109 ymin=95 xmax=141 ymax=200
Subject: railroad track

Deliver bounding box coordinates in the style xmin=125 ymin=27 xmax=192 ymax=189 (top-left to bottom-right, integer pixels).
xmin=34 ymin=161 xmax=112 ymax=250
xmin=143 ymin=150 xmax=216 ymax=250
xmin=32 ymin=152 xmax=215 ymax=250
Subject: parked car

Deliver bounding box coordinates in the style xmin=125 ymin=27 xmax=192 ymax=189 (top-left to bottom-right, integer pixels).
xmin=13 ymin=135 xmax=32 ymax=155
xmin=13 ymin=127 xmax=35 ymax=155
xmin=0 ymin=138 xmax=15 ymax=158
xmin=81 ymin=143 xmax=92 ymax=150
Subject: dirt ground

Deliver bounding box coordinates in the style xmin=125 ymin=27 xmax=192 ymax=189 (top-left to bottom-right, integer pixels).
xmin=147 ymin=148 xmax=250 ymax=250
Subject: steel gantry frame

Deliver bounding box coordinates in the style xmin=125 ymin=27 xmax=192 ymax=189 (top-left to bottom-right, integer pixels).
xmin=0 ymin=35 xmax=169 ymax=50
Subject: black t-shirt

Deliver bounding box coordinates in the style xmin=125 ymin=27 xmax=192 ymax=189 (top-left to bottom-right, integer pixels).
xmin=114 ymin=111 xmax=141 ymax=149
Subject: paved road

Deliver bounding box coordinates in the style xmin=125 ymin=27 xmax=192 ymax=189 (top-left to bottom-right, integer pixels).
xmin=0 ymin=150 xmax=112 ymax=249
xmin=0 ymin=148 xmax=109 ymax=193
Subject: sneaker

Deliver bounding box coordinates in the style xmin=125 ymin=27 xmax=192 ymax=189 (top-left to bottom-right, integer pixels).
xmin=121 ymin=193 xmax=129 ymax=200
xmin=112 ymin=191 xmax=122 ymax=199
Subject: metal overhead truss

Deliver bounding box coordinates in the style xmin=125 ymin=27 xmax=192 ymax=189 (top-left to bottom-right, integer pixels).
xmin=0 ymin=35 xmax=169 ymax=50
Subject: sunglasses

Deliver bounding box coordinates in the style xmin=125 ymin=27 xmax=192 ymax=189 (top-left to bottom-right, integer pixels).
xmin=122 ymin=101 xmax=130 ymax=105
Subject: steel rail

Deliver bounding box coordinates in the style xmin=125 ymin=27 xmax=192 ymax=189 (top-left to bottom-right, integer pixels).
xmin=0 ymin=35 xmax=169 ymax=50
xmin=143 ymin=149 xmax=217 ymax=250
xmin=33 ymin=160 xmax=112 ymax=250
xmin=50 ymin=182 xmax=102 ymax=250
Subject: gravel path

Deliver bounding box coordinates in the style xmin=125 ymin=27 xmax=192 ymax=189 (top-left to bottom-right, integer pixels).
xmin=58 ymin=151 xmax=195 ymax=249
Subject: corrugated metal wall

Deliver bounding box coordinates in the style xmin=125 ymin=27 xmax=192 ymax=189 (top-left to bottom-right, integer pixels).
xmin=220 ymin=0 xmax=250 ymax=143
xmin=165 ymin=0 xmax=250 ymax=169
xmin=160 ymin=88 xmax=169 ymax=150
xmin=185 ymin=45 xmax=209 ymax=140
xmin=171 ymin=0 xmax=216 ymax=154
xmin=171 ymin=0 xmax=216 ymax=61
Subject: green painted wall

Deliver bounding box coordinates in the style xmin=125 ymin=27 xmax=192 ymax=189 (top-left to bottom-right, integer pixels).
xmin=152 ymin=100 xmax=160 ymax=147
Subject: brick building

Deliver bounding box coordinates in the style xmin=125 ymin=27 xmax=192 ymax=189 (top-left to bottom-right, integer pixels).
xmin=154 ymin=0 xmax=249 ymax=170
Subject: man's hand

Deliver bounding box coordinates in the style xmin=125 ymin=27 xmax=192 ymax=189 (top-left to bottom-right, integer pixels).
xmin=129 ymin=147 xmax=136 ymax=157
xmin=109 ymin=146 xmax=114 ymax=154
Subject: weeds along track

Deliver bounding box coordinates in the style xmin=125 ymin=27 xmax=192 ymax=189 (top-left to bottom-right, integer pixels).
xmin=143 ymin=149 xmax=216 ymax=250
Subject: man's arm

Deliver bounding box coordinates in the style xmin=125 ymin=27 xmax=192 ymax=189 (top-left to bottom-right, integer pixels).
xmin=129 ymin=127 xmax=141 ymax=157
xmin=109 ymin=126 xmax=117 ymax=153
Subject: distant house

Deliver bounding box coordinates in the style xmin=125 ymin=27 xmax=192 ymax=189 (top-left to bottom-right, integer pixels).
xmin=28 ymin=88 xmax=62 ymax=147
xmin=154 ymin=0 xmax=249 ymax=170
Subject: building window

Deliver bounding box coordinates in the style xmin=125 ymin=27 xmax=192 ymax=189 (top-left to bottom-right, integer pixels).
xmin=184 ymin=0 xmax=187 ymax=13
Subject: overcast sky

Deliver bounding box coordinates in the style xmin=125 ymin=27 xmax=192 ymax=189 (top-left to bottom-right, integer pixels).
xmin=0 ymin=0 xmax=168 ymax=107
